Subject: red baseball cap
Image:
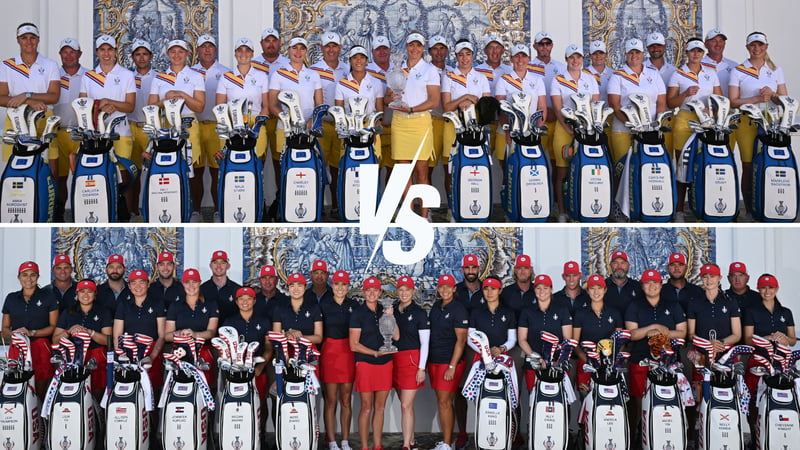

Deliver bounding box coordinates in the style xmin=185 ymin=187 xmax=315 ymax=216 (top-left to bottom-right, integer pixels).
xmin=287 ymin=273 xmax=307 ymax=285
xmin=562 ymin=261 xmax=581 ymax=275
xmin=438 ymin=274 xmax=456 ymax=287
xmin=181 ymin=268 xmax=201 ymax=283
xmin=397 ymin=276 xmax=415 ymax=289
xmin=668 ymin=253 xmax=687 ymax=265
xmin=129 ymin=270 xmax=149 ymax=282
xmin=700 ymin=264 xmax=721 ymax=277
xmin=332 ymin=270 xmax=350 ymax=284
xmin=76 ymin=279 xmax=97 ymax=292
xmin=210 ymin=250 xmax=228 ymax=262
xmin=757 ymin=275 xmax=779 ymax=289
xmin=18 ymin=261 xmax=39 ymax=275
xmin=729 ymin=262 xmax=748 ymax=275
xmin=259 ymin=265 xmax=277 ymax=278
xmin=534 ymin=274 xmax=553 ymax=287
xmin=311 ymin=260 xmax=328 ymax=272
xmin=107 ymin=254 xmax=124 ymax=266
xmin=641 ymin=270 xmax=662 ymax=283
xmin=482 ymin=278 xmax=502 ymax=289
xmin=587 ymin=274 xmax=606 ymax=288
xmin=236 ymin=286 xmax=256 ymax=298
xmin=515 ymin=255 xmax=532 ymax=269
xmin=462 ymin=254 xmax=479 ymax=267
xmin=611 ymin=251 xmax=628 ymax=262
xmin=53 ymin=254 xmax=72 ymax=267
xmin=363 ymin=277 xmax=382 ymax=290
xmin=157 ymin=251 xmax=174 ymax=263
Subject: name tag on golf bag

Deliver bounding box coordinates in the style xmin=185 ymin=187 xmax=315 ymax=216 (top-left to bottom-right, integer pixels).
xmin=161 ymin=373 xmax=209 ymax=450
xmin=217 ymin=136 xmax=264 ymax=223
xmin=338 ymin=134 xmax=379 ymax=222
xmin=0 ymin=369 xmax=43 ymax=449
xmin=567 ymin=132 xmax=613 ymax=222
xmin=627 ymin=131 xmax=676 ymax=222
xmin=70 ymin=139 xmax=129 ymax=223
xmin=46 ymin=369 xmax=97 ymax=450
xmin=142 ymin=138 xmax=192 ymax=223
xmin=697 ymin=377 xmax=744 ymax=450
xmin=688 ymin=132 xmax=739 ymax=222
xmin=105 ymin=370 xmax=151 ymax=450
xmin=1 ymin=143 xmax=55 ymax=223
xmin=642 ymin=373 xmax=686 ymax=450
xmin=751 ymin=132 xmax=799 ymax=222
xmin=580 ymin=375 xmax=629 ymax=450
xmin=757 ymin=377 xmax=800 ymax=450
xmin=449 ymin=128 xmax=493 ymax=222
xmin=529 ymin=373 xmax=569 ymax=450
xmin=280 ymin=134 xmax=326 ymax=223
xmin=502 ymin=135 xmax=552 ymax=222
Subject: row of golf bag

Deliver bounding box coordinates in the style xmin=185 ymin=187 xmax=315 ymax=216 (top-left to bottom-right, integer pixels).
xmin=0 ymin=328 xmax=319 ymax=450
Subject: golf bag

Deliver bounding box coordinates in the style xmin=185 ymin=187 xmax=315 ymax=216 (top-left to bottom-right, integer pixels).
xmin=0 ymin=333 xmax=43 ymax=449
xmin=141 ymin=136 xmax=193 ymax=223
xmin=0 ymin=144 xmax=55 ymax=223
xmin=70 ymin=137 xmax=136 ymax=223
xmin=217 ymin=135 xmax=264 ymax=222
xmin=338 ymin=133 xmax=380 ymax=222
xmin=682 ymin=130 xmax=739 ymax=221
xmin=750 ymin=130 xmax=799 ymax=222
xmin=446 ymin=109 xmax=494 ymax=222
xmin=104 ymin=363 xmax=152 ymax=450
xmin=527 ymin=335 xmax=578 ymax=450
xmin=216 ymin=370 xmax=261 ymax=450
xmin=755 ymin=374 xmax=800 ymax=450
xmin=566 ymin=131 xmax=613 ymax=222
xmin=502 ymin=130 xmax=552 ymax=222
xmin=626 ymin=131 xmax=677 ymax=221
xmin=44 ymin=364 xmax=98 ymax=450
xmin=697 ymin=370 xmax=747 ymax=450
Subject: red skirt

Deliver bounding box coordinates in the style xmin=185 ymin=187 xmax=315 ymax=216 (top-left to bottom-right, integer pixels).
xmin=199 ymin=344 xmax=216 ymax=387
xmin=146 ymin=353 xmax=164 ymax=390
xmin=8 ymin=337 xmax=54 ymax=381
xmin=355 ymin=361 xmax=393 ymax=392
xmin=429 ymin=361 xmax=467 ymax=393
xmin=319 ymin=338 xmax=355 ymax=384
xmin=86 ymin=347 xmax=107 ymax=392
xmin=392 ymin=349 xmax=425 ymax=390
xmin=628 ymin=363 xmax=649 ymax=398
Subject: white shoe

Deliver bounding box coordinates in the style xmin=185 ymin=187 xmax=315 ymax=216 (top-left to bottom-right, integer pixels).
xmin=328 ymin=442 xmax=341 ymax=450
xmin=434 ymin=442 xmax=452 ymax=450
xmin=340 ymin=441 xmax=352 ymax=450
xmin=190 ymin=211 xmax=202 ymax=223
xmin=213 ymin=211 xmax=221 ymax=223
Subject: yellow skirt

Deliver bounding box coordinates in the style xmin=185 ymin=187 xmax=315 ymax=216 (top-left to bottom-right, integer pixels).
xmin=391 ymin=111 xmax=434 ymax=162
xmin=552 ymin=121 xmax=574 ymax=168
xmin=735 ymin=118 xmax=758 ymax=163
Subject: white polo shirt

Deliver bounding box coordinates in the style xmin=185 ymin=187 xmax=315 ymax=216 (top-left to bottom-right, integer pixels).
xmin=400 ymin=59 xmax=440 ymax=110
xmin=645 ymin=59 xmax=676 ymax=86
xmin=54 ymin=66 xmax=88 ymax=128
xmin=668 ymin=64 xmax=720 ymax=110
xmin=129 ymin=68 xmax=156 ymax=123
xmin=252 ymin=54 xmax=290 ymax=80
xmin=441 ymin=68 xmax=491 ymax=100
xmin=607 ymin=64 xmax=666 ymax=133
xmin=0 ymin=54 xmax=60 ymax=108
xmin=268 ymin=65 xmax=322 ymax=128
xmin=474 ymin=62 xmax=513 ymax=96
xmin=728 ymin=60 xmax=786 ymax=111
xmin=216 ymin=66 xmax=270 ymax=115
xmin=191 ymin=61 xmax=231 ymax=121
xmin=585 ymin=65 xmax=614 ymax=102
xmin=334 ymin=73 xmax=384 ymax=115
xmin=495 ymin=71 xmax=547 ymax=99
xmin=80 ymin=64 xmax=136 ymax=136
xmin=549 ymin=71 xmax=599 ymax=108
xmin=701 ymin=55 xmax=737 ymax=97
xmin=366 ymin=61 xmax=395 ymax=124
xmin=149 ymin=66 xmax=206 ymax=117
xmin=310 ymin=60 xmax=350 ymax=108
xmin=529 ymin=57 xmax=567 ymax=108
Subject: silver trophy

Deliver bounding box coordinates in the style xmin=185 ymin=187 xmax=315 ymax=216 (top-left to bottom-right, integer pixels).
xmin=387 ymin=63 xmax=408 ymax=109
xmin=378 ymin=298 xmax=398 ymax=352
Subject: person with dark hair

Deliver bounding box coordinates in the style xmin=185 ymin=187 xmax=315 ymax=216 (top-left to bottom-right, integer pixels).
xmin=272 ymin=273 xmax=323 ymax=345
xmin=199 ymin=250 xmax=240 ymax=323
xmin=660 ymin=252 xmax=704 ymax=313
xmin=45 ymin=254 xmax=77 ymax=312
xmin=147 ymin=251 xmax=185 ymax=306
xmin=726 ymin=261 xmax=762 ymax=313
xmin=96 ymin=253 xmax=132 ymax=315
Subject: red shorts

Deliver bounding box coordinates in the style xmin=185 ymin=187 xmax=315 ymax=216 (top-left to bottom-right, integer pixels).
xmin=355 ymin=361 xmax=393 ymax=392
xmin=576 ymin=360 xmax=591 ymax=389
xmin=8 ymin=337 xmax=54 ymax=382
xmin=147 ymin=353 xmax=164 ymax=390
xmin=319 ymin=338 xmax=355 ymax=384
xmin=745 ymin=357 xmax=760 ymax=397
xmin=524 ymin=369 xmax=537 ymax=392
xmin=200 ymin=345 xmax=216 ymax=387
xmin=86 ymin=347 xmax=107 ymax=392
xmin=428 ymin=361 xmax=466 ymax=393
xmin=254 ymin=372 xmax=267 ymax=398
xmin=628 ymin=363 xmax=650 ymax=398
xmin=393 ymin=349 xmax=425 ymax=390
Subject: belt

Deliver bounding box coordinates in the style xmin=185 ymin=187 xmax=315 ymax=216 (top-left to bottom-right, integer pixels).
xmin=395 ymin=111 xmax=430 ymax=119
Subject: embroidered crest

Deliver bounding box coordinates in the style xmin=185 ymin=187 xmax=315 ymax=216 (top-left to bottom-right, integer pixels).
xmin=501 ymin=315 xmax=507 ymax=322
xmin=148 ymin=307 xmax=154 ymax=314
xmin=94 ymin=315 xmax=100 ymax=321
xmin=256 ymin=323 xmax=262 ymax=330
xmin=201 ymin=306 xmax=207 ymax=314
xmin=36 ymin=299 xmax=42 ymax=307
xmin=665 ymin=309 xmax=670 ymax=315
xmin=305 ymin=311 xmax=311 ymax=318
xmin=553 ymin=314 xmax=559 ymax=320
xmin=408 ymin=315 xmax=413 ymax=321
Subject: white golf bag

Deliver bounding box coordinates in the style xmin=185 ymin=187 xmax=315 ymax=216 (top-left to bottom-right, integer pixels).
xmin=0 ymin=333 xmax=43 ymax=449
xmin=641 ymin=337 xmax=691 ymax=450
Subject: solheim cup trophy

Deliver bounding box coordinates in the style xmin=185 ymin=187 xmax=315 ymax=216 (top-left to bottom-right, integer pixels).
xmin=387 ymin=55 xmax=408 ymax=109
xmin=378 ymin=297 xmax=398 ymax=352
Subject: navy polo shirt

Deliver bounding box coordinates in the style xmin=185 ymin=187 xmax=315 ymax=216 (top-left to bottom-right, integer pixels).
xmin=96 ymin=281 xmax=132 ymax=315
xmin=624 ymin=298 xmax=686 ymax=363
xmin=743 ymin=301 xmax=795 ymax=337
xmin=320 ymin=296 xmax=360 ymax=340
xmin=428 ymin=299 xmax=469 ymax=364
xmin=166 ymin=299 xmax=219 ymax=332
xmin=45 ymin=281 xmax=77 ymax=312
xmin=272 ymin=301 xmax=323 ymax=336
xmin=2 ymin=288 xmax=58 ymax=337
xmin=305 ymin=286 xmax=334 ymax=304
xmin=455 ymin=281 xmax=485 ymax=313
xmin=222 ymin=313 xmax=271 ymax=354
xmin=661 ymin=280 xmax=705 ymax=314
xmin=393 ymin=302 xmax=430 ymax=351
xmin=553 ymin=287 xmax=590 ymax=316
xmin=349 ymin=303 xmax=393 ymax=365
xmin=604 ymin=277 xmax=642 ymax=313
xmin=687 ymin=291 xmax=740 ymax=341
xmin=255 ymin=291 xmax=290 ymax=322
xmin=469 ymin=304 xmax=517 ymax=348
xmin=573 ymin=305 xmax=624 ymax=344
xmin=200 ymin=278 xmax=241 ymax=323
xmin=147 ymin=278 xmax=185 ymax=305
xmin=114 ymin=296 xmax=166 ymax=339
xmin=518 ymin=301 xmax=572 ymax=358
xmin=57 ymin=305 xmax=113 ymax=349
xmin=726 ymin=288 xmax=762 ymax=314
xmin=500 ymin=283 xmax=535 ymax=319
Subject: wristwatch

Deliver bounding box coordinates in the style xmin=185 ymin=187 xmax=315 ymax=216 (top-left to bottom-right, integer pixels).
xmin=25 ymin=92 xmax=32 ymax=99
xmin=448 ymin=364 xmax=455 ymax=369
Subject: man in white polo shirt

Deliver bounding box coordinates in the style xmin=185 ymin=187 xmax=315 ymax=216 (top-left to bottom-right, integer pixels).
xmin=702 ymin=29 xmax=737 ymax=97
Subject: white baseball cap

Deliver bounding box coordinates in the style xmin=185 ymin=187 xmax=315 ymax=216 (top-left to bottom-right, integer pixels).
xmin=95 ymin=34 xmax=117 ymax=49
xmin=747 ymin=33 xmax=768 ymax=45
xmin=288 ymin=37 xmax=308 ymax=48
xmin=511 ymin=43 xmax=530 ymax=57
xmin=59 ymin=38 xmax=80 ymax=51
xmin=235 ymin=37 xmax=255 ymax=51
xmin=167 ymin=39 xmax=189 ymax=51
xmin=589 ymin=40 xmax=606 ymax=54
xmin=454 ymin=41 xmax=474 ymax=54
xmin=484 ymin=34 xmax=504 ymax=48
xmin=428 ymin=35 xmax=447 ymax=50
xmin=16 ymin=24 xmax=39 ymax=38
xmin=321 ymin=32 xmax=341 ymax=46
xmin=646 ymin=32 xmax=666 ymax=47
xmin=534 ymin=31 xmax=553 ymax=44
xmin=406 ymin=32 xmax=425 ymax=46
xmin=348 ymin=46 xmax=369 ymax=59
xmin=373 ymin=35 xmax=390 ymax=50
xmin=705 ymin=29 xmax=727 ymax=41
xmin=564 ymin=44 xmax=583 ymax=58
xmin=686 ymin=40 xmax=706 ymax=52
xmin=625 ymin=38 xmax=644 ymax=53
xmin=131 ymin=39 xmax=152 ymax=54
xmin=197 ymin=34 xmax=216 ymax=47
xmin=261 ymin=28 xmax=279 ymax=40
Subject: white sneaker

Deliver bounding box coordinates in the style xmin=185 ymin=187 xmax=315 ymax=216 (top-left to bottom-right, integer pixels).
xmin=328 ymin=442 xmax=341 ymax=450
xmin=340 ymin=441 xmax=352 ymax=450
xmin=434 ymin=442 xmax=452 ymax=450
xmin=190 ymin=211 xmax=202 ymax=223
xmin=213 ymin=211 xmax=221 ymax=223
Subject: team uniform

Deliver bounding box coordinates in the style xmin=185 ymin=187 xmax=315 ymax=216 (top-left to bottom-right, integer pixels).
xmin=53 ymin=65 xmax=88 ymax=176
xmin=552 ymin=287 xmax=590 ymax=317
xmin=44 ymin=280 xmax=77 ymax=312
xmin=56 ymin=305 xmax=113 ymax=390
xmin=549 ymin=71 xmax=599 ymax=167
xmin=440 ymin=68 xmax=491 ymax=162
xmin=742 ymin=301 xmax=795 ymax=393
xmin=391 ymin=60 xmax=440 ymax=162
xmin=573 ymin=305 xmax=623 ymax=386
xmin=494 ymin=70 xmax=547 ymax=160
xmin=222 ymin=311 xmax=272 ymax=395
xmin=149 ymin=66 xmax=205 ymax=165
xmin=365 ymin=61 xmax=395 ymax=167
xmin=305 ymin=286 xmax=333 ymax=304
xmin=687 ymin=291 xmax=741 ymax=379
xmin=603 ymin=276 xmax=642 ymax=314
xmin=190 ymin=61 xmax=231 ymax=168
xmin=200 ymin=278 xmax=241 ymax=324
xmin=80 ymin=63 xmax=137 ymax=157
xmin=319 ymin=296 xmax=359 ymax=383
xmin=429 ymin=63 xmax=455 ymax=167
xmin=427 ymin=299 xmax=469 ymax=392
xmin=518 ymin=301 xmax=572 ymax=390
xmin=661 ymin=280 xmax=705 ymax=316
xmin=350 ymin=303 xmax=395 ymax=392
xmin=392 ymin=302 xmax=430 ymax=389
xmin=668 ymin=64 xmax=721 ymax=156
xmin=499 ymin=283 xmax=536 ymax=320
xmin=701 ymin=55 xmax=737 ymax=97
xmin=646 ymin=60 xmax=677 ymax=86
xmin=529 ymin=58 xmax=567 ymax=160
xmin=725 ymin=287 xmax=761 ymax=314
xmin=455 ymin=280 xmax=485 ymax=314
xmin=311 ymin=60 xmax=349 ymax=168
xmin=96 ymin=280 xmax=132 ymax=315
xmin=0 ymin=53 xmax=61 ymax=161
xmin=2 ymin=287 xmax=59 ymax=381
xmin=469 ymin=303 xmax=517 ymax=351
xmin=114 ymin=295 xmax=167 ymax=388
xmin=252 ymin=54 xmax=289 ymax=160
xmin=166 ymin=298 xmax=220 ymax=384
xmin=607 ymin=64 xmax=666 ymax=161
xmin=215 ymin=65 xmax=270 ymax=156
xmin=585 ymin=65 xmax=614 ymax=102
xmin=129 ymin=68 xmax=156 ymax=167
xmin=334 ymin=72 xmax=385 ymax=159
xmin=255 ymin=290 xmax=289 ymax=322
xmin=728 ymin=60 xmax=786 ymax=163
xmin=268 ymin=65 xmax=322 ymax=156
xmin=147 ymin=278 xmax=185 ymax=306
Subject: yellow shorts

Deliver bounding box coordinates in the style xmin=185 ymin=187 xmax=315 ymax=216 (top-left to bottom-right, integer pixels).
xmin=391 ymin=112 xmax=434 ymax=162
xmin=671 ymin=110 xmax=697 ymax=160
xmin=184 ymin=123 xmax=201 ymax=167
xmin=266 ymin=117 xmax=280 ymax=161
xmin=380 ymin=124 xmax=393 ymax=168
xmin=492 ymin=127 xmax=508 ymax=161
xmin=54 ymin=128 xmax=80 ymax=177
xmin=193 ymin=121 xmax=223 ymax=168
xmin=2 ymin=111 xmax=60 ymax=162
xmin=662 ymin=128 xmax=673 ymax=160
xmin=735 ymin=119 xmax=757 ymax=163
xmin=441 ymin=120 xmax=456 ymax=165
xmin=541 ymin=119 xmax=556 ymax=159
xmin=552 ymin=121 xmax=574 ymax=168
xmin=130 ymin=122 xmax=149 ymax=166
xmin=319 ymin=121 xmax=343 ymax=168
xmin=609 ymin=131 xmax=632 ymax=163
xmin=112 ymin=135 xmax=133 ymax=160
xmin=428 ymin=116 xmax=445 ymax=166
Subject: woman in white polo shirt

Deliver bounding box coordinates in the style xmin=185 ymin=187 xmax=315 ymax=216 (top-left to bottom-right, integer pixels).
xmin=728 ymin=31 xmax=788 ymax=215
xmin=334 ymin=46 xmax=385 ymax=158
xmin=384 ymin=31 xmax=441 ymax=220
xmin=667 ymin=38 xmax=722 ymax=218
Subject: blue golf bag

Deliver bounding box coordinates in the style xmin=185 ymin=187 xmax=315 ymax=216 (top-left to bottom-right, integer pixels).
xmin=0 ymin=143 xmax=55 ymax=223
xmin=566 ymin=131 xmax=613 ymax=222
xmin=338 ymin=134 xmax=379 ymax=222
xmin=279 ymin=133 xmax=327 ymax=223
xmin=685 ymin=131 xmax=739 ymax=222
xmin=217 ymin=135 xmax=264 ymax=223
xmin=141 ymin=137 xmax=193 ymax=223
xmin=750 ymin=131 xmax=799 ymax=222
xmin=70 ymin=138 xmax=136 ymax=223
xmin=502 ymin=133 xmax=552 ymax=222
xmin=449 ymin=127 xmax=493 ymax=222
xmin=627 ymin=131 xmax=677 ymax=222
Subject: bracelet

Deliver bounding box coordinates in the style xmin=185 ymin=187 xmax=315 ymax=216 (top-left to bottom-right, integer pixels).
xmin=91 ymin=330 xmax=96 ymax=337
xmin=374 ymin=351 xmax=378 ymax=358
